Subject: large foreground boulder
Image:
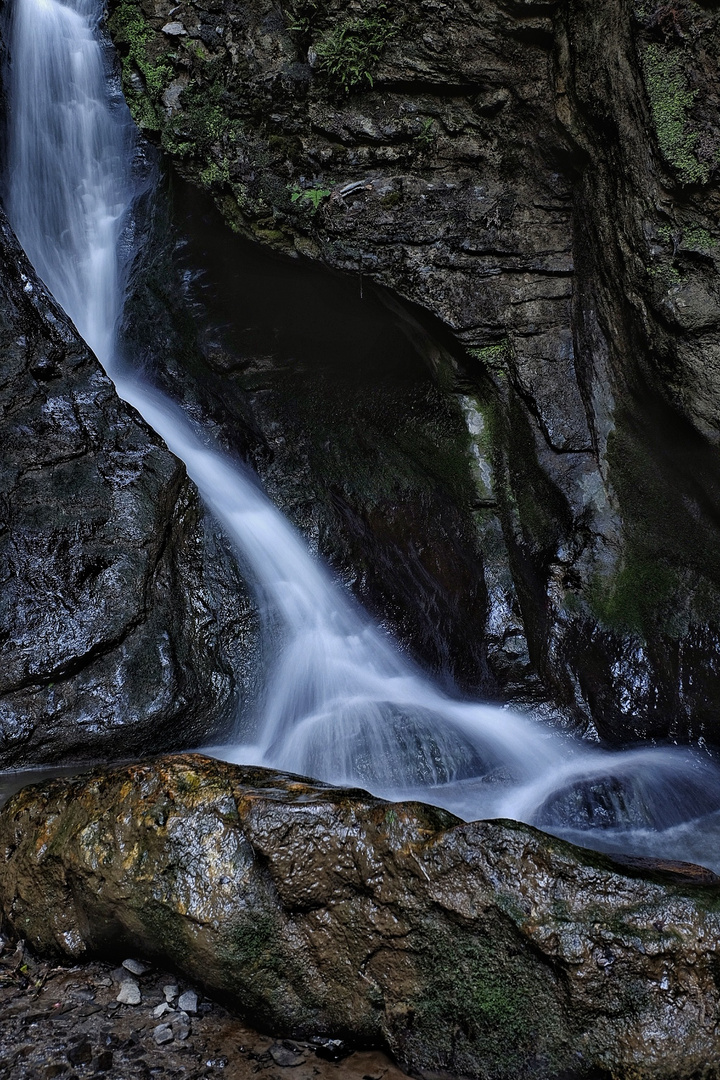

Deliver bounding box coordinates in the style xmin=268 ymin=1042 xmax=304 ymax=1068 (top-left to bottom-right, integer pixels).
xmin=0 ymin=211 xmax=257 ymax=767
xmin=2 ymin=754 xmax=719 ymax=1080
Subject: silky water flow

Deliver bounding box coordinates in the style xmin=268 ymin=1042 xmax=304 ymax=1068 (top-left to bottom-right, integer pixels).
xmin=5 ymin=0 xmax=720 ymax=870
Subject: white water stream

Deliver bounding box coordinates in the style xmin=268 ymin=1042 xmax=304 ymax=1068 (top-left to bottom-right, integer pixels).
xmin=6 ymin=0 xmax=720 ymax=869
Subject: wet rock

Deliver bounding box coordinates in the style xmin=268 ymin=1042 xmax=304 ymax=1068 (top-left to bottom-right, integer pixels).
xmin=152 ymin=1001 xmax=172 ymax=1018
xmin=163 ymin=984 xmax=178 ymax=1003
xmin=2 ymin=754 xmax=720 ymax=1080
xmin=0 ymin=209 xmax=259 ymax=769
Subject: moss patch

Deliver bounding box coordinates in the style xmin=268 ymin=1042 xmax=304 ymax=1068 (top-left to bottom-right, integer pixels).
xmin=587 ymin=552 xmax=679 ymax=634
xmin=642 ymin=43 xmax=708 ymax=184
xmin=406 ymin=921 xmax=572 ymax=1077
xmin=597 ymin=404 xmax=720 ymax=636
xmin=108 ymin=0 xmax=173 ymax=130
xmin=314 ymin=5 xmax=398 ymax=91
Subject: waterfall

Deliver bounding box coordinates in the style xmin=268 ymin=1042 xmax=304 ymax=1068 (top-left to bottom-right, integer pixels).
xmin=5 ymin=0 xmax=720 ymax=869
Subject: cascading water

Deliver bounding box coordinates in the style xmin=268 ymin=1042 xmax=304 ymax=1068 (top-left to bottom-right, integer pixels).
xmin=6 ymin=0 xmax=720 ymax=870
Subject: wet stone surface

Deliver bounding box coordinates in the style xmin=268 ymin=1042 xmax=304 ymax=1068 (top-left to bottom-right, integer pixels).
xmin=0 ymin=936 xmax=408 ymax=1080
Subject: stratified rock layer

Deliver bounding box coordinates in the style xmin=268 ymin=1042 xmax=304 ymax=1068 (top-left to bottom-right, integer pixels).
xmin=2 ymin=753 xmax=720 ymax=1080
xmin=0 ymin=211 xmax=258 ymax=767
xmin=106 ymin=0 xmax=720 ymax=742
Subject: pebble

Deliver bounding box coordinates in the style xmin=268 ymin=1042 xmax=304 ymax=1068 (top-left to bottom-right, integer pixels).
xmin=161 ymin=20 xmax=187 ymax=35
xmin=122 ymin=959 xmax=149 ymax=977
xmin=163 ymin=984 xmax=179 ymax=1003
xmin=178 ymin=989 xmax=198 ymax=1014
xmin=116 ymin=980 xmax=141 ymax=1006
xmin=153 ymin=1002 xmax=173 ymax=1018
xmin=153 ymin=1023 xmax=174 ymax=1045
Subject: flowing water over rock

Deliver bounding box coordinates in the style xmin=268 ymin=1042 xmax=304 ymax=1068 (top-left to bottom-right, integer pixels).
xmin=4 ymin=0 xmax=720 ymax=869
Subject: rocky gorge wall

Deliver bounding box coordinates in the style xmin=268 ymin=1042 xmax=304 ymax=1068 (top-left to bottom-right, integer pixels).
xmin=104 ymin=0 xmax=720 ymax=744
xmin=0 ymin=209 xmax=259 ymax=768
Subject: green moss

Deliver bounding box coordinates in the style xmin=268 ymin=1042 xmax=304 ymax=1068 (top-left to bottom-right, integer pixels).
xmin=200 ymin=160 xmax=231 ymax=189
xmin=588 ymin=553 xmax=679 ymax=634
xmin=414 ymin=118 xmax=436 ymax=151
xmin=683 ymin=226 xmax=717 ymax=251
xmin=380 ymin=190 xmax=401 ymax=208
xmin=315 ymin=5 xmax=398 ymax=91
xmin=598 ymin=410 xmax=720 ymax=637
xmin=642 ymin=44 xmax=708 ymax=185
xmin=224 ymin=913 xmax=278 ymax=966
xmin=161 ymin=77 xmax=236 ymax=160
xmin=410 ymin=922 xmax=570 ymax=1076
xmin=467 ymin=340 xmax=510 ymax=374
xmin=108 ymin=0 xmax=173 ymax=129
xmin=646 ymin=261 xmax=682 ymax=287
xmin=142 ymin=900 xmax=193 ymax=961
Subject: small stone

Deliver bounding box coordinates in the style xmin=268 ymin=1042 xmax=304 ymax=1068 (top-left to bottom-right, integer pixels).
xmin=269 ymin=1042 xmax=306 ymax=1067
xmin=116 ymin=979 xmax=141 ymax=1006
xmin=177 ymin=989 xmax=198 ymax=1014
xmin=163 ymin=984 xmax=179 ymax=1003
xmin=162 ymin=82 xmax=185 ymax=113
xmin=153 ymin=1023 xmax=174 ymax=1045
xmin=312 ymin=1038 xmax=350 ymax=1062
xmin=172 ymin=1011 xmax=191 ymax=1041
xmin=161 ymin=20 xmax=187 ymax=35
xmin=153 ymin=1001 xmax=173 ymax=1018
xmin=67 ymin=1041 xmax=92 ymax=1066
xmin=122 ymin=958 xmax=149 ymax=976
xmin=95 ymin=1050 xmax=114 ymax=1073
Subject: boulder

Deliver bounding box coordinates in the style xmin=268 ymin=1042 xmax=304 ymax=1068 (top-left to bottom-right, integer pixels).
xmin=2 ymin=753 xmax=719 ymax=1079
xmin=0 ymin=211 xmax=258 ymax=767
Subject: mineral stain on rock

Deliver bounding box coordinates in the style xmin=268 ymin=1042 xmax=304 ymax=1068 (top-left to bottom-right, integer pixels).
xmin=1 ymin=754 xmax=720 ymax=1079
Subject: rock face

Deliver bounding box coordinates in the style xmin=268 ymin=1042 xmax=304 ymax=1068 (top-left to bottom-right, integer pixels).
xmin=0 ymin=211 xmax=258 ymax=768
xmin=2 ymin=754 xmax=720 ymax=1080
xmin=106 ymin=0 xmax=720 ymax=742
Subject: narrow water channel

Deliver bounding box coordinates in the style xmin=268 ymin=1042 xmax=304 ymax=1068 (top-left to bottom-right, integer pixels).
xmin=4 ymin=0 xmax=720 ymax=870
